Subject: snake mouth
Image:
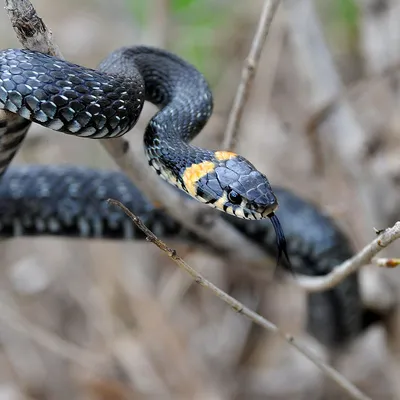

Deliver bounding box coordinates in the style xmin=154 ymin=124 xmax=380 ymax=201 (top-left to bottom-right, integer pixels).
xmin=234 ymin=204 xmax=278 ymax=220
xmin=261 ymin=204 xmax=278 ymax=219
xmin=235 ymin=205 xmax=275 ymax=220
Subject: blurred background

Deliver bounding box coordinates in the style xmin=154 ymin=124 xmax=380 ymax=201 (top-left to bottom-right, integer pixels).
xmin=0 ymin=0 xmax=400 ymax=398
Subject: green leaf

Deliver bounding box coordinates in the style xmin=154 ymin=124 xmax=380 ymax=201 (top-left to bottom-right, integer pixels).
xmin=171 ymin=0 xmax=197 ymax=12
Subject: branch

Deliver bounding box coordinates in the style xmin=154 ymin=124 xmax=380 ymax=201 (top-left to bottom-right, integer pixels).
xmin=222 ymin=0 xmax=281 ymax=150
xmin=107 ymin=198 xmax=371 ymax=400
xmin=297 ymin=222 xmax=400 ymax=292
xmin=373 ymin=258 xmax=400 ymax=268
xmin=4 ymin=0 xmax=271 ymax=267
xmin=4 ymin=0 xmax=61 ymax=56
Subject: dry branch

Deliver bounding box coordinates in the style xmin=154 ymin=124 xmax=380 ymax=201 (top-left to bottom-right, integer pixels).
xmin=4 ymin=0 xmax=271 ymax=268
xmin=1 ymin=2 xmax=376 ymax=398
xmin=354 ymin=4 xmax=400 ymax=398
xmin=223 ymin=0 xmax=281 ymax=150
xmin=108 ymin=198 xmax=371 ymax=400
xmin=4 ymin=0 xmax=61 ymax=56
xmin=297 ymin=222 xmax=400 ymax=292
xmin=373 ymin=258 xmax=400 ymax=268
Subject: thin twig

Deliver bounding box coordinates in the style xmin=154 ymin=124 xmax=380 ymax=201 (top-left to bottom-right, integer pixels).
xmin=373 ymin=257 xmax=400 ymax=268
xmin=4 ymin=0 xmax=272 ymax=267
xmin=354 ymin=4 xmax=400 ymax=399
xmin=107 ymin=198 xmax=371 ymax=400
xmin=2 ymin=4 xmax=372 ymax=397
xmin=297 ymin=222 xmax=400 ymax=292
xmin=222 ymin=0 xmax=281 ymax=150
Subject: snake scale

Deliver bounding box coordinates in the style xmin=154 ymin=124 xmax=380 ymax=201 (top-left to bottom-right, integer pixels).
xmin=0 ymin=46 xmax=379 ymax=347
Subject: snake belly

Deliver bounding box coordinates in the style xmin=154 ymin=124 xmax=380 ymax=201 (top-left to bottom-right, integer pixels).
xmin=0 ymin=165 xmax=377 ymax=347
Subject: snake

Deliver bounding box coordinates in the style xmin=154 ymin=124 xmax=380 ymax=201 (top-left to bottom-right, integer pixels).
xmin=0 ymin=46 xmax=379 ymax=347
xmin=0 ymin=46 xmax=290 ymax=267
xmin=0 ymin=165 xmax=380 ymax=347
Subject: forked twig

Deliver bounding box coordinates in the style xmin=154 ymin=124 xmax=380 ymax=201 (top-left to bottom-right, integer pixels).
xmin=297 ymin=222 xmax=400 ymax=292
xmin=108 ymin=198 xmax=371 ymax=400
xmin=223 ymin=0 xmax=281 ymax=150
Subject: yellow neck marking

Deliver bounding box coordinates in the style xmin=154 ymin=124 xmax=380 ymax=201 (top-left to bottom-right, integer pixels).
xmin=214 ymin=151 xmax=237 ymax=161
xmin=182 ymin=161 xmax=215 ymax=197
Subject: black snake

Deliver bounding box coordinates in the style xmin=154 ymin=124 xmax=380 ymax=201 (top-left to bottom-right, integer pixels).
xmin=0 ymin=46 xmax=378 ymax=347
xmin=0 ymin=165 xmax=379 ymax=347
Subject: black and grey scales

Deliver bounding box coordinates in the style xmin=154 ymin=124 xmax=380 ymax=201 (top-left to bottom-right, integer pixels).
xmin=0 ymin=48 xmax=144 ymax=138
xmin=0 ymin=45 xmax=378 ymax=348
xmin=0 ymin=47 xmax=280 ymax=222
xmin=0 ymin=165 xmax=376 ymax=347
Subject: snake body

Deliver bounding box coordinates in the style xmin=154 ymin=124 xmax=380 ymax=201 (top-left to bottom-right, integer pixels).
xmin=0 ymin=165 xmax=373 ymax=347
xmin=0 ymin=46 xmax=376 ymax=347
xmin=0 ymin=47 xmax=278 ymax=220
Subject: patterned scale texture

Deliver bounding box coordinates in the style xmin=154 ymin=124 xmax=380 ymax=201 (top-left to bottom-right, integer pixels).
xmin=0 ymin=165 xmax=365 ymax=347
xmin=0 ymin=46 xmax=216 ymax=181
xmin=0 ymin=48 xmax=145 ymax=138
xmin=99 ymin=46 xmax=215 ymax=178
xmin=0 ymin=46 xmax=370 ymax=347
xmin=0 ymin=165 xmax=191 ymax=240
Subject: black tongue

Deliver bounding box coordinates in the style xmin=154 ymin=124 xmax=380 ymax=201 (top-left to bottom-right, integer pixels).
xmin=268 ymin=212 xmax=294 ymax=275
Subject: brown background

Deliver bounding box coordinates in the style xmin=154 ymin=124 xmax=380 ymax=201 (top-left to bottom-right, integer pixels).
xmin=0 ymin=0 xmax=399 ymax=399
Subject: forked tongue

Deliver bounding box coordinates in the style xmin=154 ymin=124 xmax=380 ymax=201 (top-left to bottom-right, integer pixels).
xmin=268 ymin=212 xmax=294 ymax=275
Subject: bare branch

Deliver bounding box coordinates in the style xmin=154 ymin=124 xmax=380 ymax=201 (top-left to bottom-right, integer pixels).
xmin=107 ymin=198 xmax=371 ymax=400
xmin=4 ymin=0 xmax=61 ymax=56
xmin=4 ymin=0 xmax=272 ymax=268
xmin=222 ymin=0 xmax=281 ymax=150
xmin=373 ymin=257 xmax=400 ymax=268
xmin=297 ymin=222 xmax=400 ymax=292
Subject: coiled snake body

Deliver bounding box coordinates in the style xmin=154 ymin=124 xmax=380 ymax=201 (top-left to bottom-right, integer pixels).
xmin=0 ymin=47 xmax=277 ymax=220
xmin=0 ymin=46 xmax=375 ymax=347
xmin=0 ymin=165 xmax=371 ymax=346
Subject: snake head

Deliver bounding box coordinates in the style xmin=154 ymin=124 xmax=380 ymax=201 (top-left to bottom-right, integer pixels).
xmin=183 ymin=151 xmax=278 ymax=220
xmin=183 ymin=151 xmax=293 ymax=271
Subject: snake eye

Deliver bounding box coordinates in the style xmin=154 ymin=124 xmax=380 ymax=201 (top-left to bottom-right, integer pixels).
xmin=227 ymin=189 xmax=242 ymax=205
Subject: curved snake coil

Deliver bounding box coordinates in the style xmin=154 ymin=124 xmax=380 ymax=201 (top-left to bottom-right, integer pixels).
xmin=0 ymin=47 xmax=279 ymax=219
xmin=0 ymin=165 xmax=379 ymax=347
xmin=0 ymin=45 xmax=378 ymax=347
xmin=0 ymin=46 xmax=289 ymax=266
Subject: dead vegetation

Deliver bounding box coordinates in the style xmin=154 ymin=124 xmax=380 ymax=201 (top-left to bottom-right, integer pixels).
xmin=1 ymin=0 xmax=400 ymax=399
